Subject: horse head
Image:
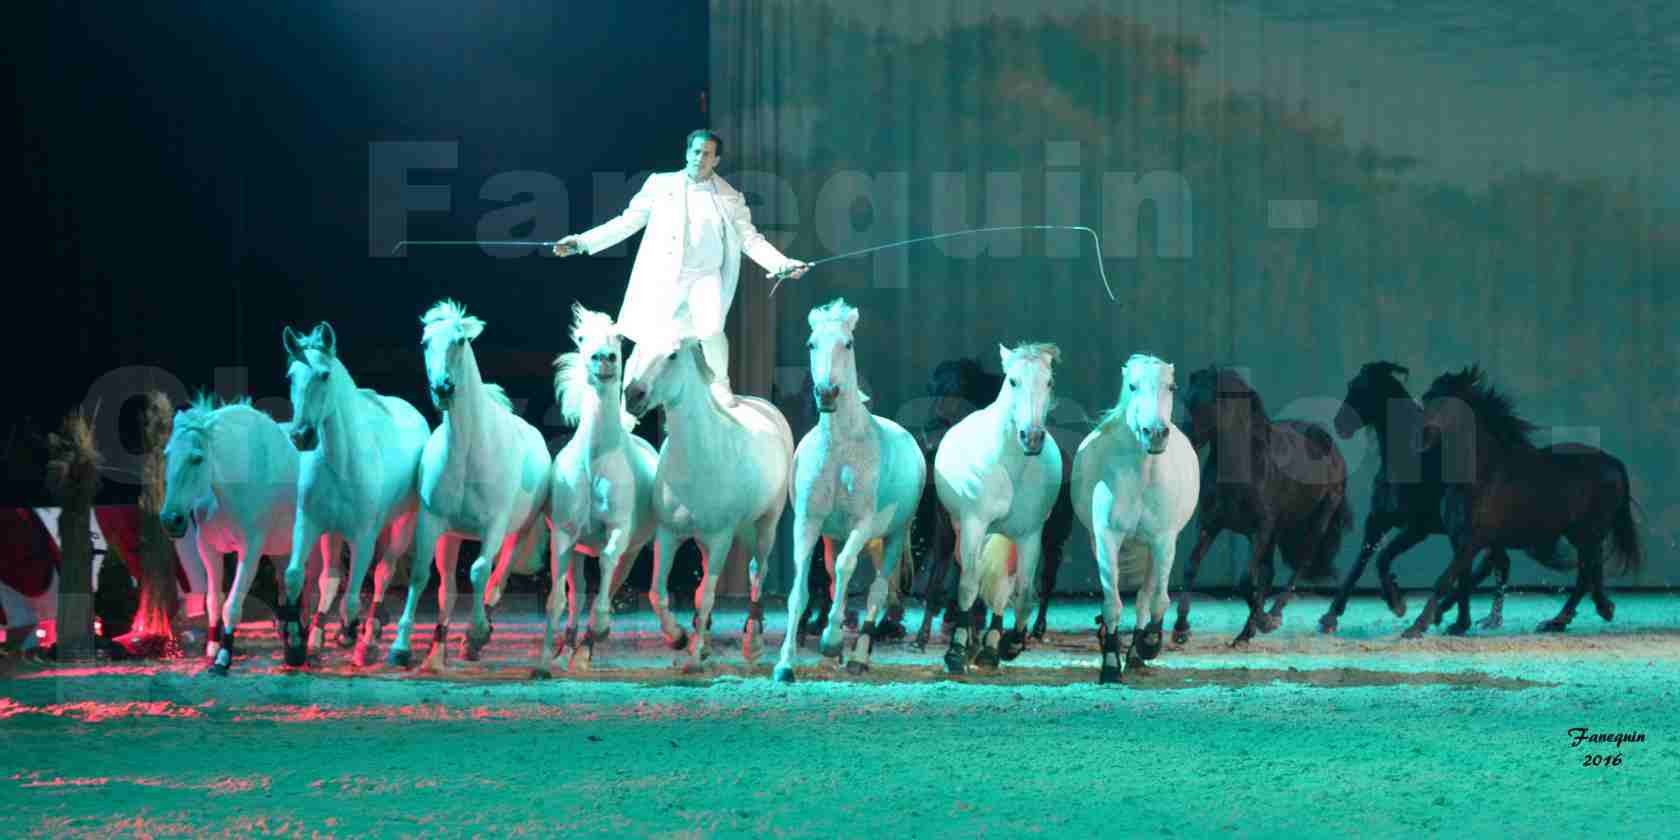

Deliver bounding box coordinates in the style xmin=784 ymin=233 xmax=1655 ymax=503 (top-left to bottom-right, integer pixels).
xmin=806 ymin=299 xmax=862 ymax=414
xmin=997 ymin=342 xmax=1060 ymax=456
xmin=420 ymin=300 xmax=486 ymax=412
xmin=160 ymin=400 xmax=219 ymax=539
xmin=1335 ymin=361 xmax=1409 ymax=439
xmin=623 ymin=330 xmax=703 ymax=417
xmin=282 ymin=322 xmax=341 ymax=450
xmin=1118 ymin=354 xmax=1177 ymax=455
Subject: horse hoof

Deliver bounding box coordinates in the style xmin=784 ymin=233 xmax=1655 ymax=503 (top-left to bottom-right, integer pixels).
xmin=943 ymin=645 xmax=967 ymax=675
xmin=773 ymin=665 xmax=796 ymax=684
xmin=388 ymin=648 xmax=413 ymax=669
xmin=846 ymin=659 xmax=869 ymax=675
xmin=1445 ymin=622 xmax=1470 ymax=637
xmin=1030 ymin=622 xmax=1048 ymax=641
xmin=1135 ymin=628 xmax=1163 ymax=662
xmin=1386 ymin=596 xmax=1408 ymax=618
xmin=1098 ymin=663 xmax=1122 ymax=684
xmin=530 ymin=668 xmax=553 ymax=680
xmin=911 ymin=635 xmax=929 ymax=653
xmin=1318 ymin=614 xmax=1339 ymax=634
xmin=998 ymin=630 xmax=1026 ymax=662
xmin=1400 ymin=625 xmax=1426 ymax=640
xmin=1537 ymin=619 xmax=1569 ymax=633
xmin=283 ymin=644 xmax=307 ymax=668
xmin=818 ymin=632 xmax=844 ymax=660
xmin=668 ymin=629 xmax=689 ymax=652
xmin=1596 ymin=600 xmax=1615 ymax=622
xmin=1257 ymin=614 xmax=1282 ymax=634
xmin=353 ymin=642 xmax=380 ymax=668
xmin=207 ymin=658 xmax=230 ymax=677
xmin=462 ymin=623 xmax=493 ymax=661
xmin=1476 ymin=615 xmax=1503 ymax=631
xmin=875 ymin=619 xmax=907 ymax=642
xmin=1171 ymin=625 xmax=1191 ymax=646
xmin=973 ymin=645 xmax=1000 ymax=670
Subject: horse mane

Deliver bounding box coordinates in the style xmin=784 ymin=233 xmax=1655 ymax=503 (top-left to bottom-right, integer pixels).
xmin=1203 ymin=365 xmax=1270 ymax=421
xmin=807 ymin=298 xmax=859 ymax=330
xmin=1360 ymin=360 xmax=1409 ymax=384
xmin=420 ymin=299 xmax=486 ymax=343
xmin=1095 ymin=353 xmax=1171 ymax=433
xmin=480 ymin=383 xmax=514 ymax=412
xmin=1425 ymin=365 xmax=1537 ymax=448
xmin=1006 ymin=342 xmax=1061 ymax=367
xmin=175 ymin=392 xmax=252 ymax=436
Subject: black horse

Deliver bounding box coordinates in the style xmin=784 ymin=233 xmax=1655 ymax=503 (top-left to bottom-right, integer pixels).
xmin=1175 ymin=366 xmax=1353 ymax=646
xmin=907 ymin=357 xmax=1076 ymax=656
xmin=1405 ymin=366 xmax=1642 ymax=637
xmin=1319 ymin=362 xmax=1574 ymax=635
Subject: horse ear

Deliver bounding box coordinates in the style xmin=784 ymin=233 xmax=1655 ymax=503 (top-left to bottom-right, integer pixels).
xmin=282 ymin=326 xmax=304 ymax=361
xmin=316 ymin=322 xmax=337 ymax=356
xmin=843 ymin=307 xmax=859 ymax=332
xmin=997 ymin=344 xmax=1011 ymax=368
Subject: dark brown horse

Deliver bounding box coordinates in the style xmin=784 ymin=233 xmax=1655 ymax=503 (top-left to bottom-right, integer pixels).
xmin=1174 ymin=366 xmax=1352 ymax=646
xmin=1320 ymin=362 xmax=1574 ymax=634
xmin=1405 ymin=366 xmax=1642 ymax=636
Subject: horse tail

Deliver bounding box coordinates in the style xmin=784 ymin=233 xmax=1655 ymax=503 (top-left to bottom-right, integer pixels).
xmin=1298 ymin=491 xmax=1350 ymax=584
xmin=1608 ymin=492 xmax=1644 ymax=578
xmin=1114 ymin=539 xmax=1154 ymax=587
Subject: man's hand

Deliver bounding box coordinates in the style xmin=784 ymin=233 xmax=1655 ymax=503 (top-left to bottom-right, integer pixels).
xmin=552 ymin=236 xmax=583 ymax=257
xmin=770 ymin=260 xmax=811 ymax=281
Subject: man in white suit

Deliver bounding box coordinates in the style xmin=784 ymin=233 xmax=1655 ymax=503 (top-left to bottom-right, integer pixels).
xmin=552 ymin=129 xmax=809 ymax=405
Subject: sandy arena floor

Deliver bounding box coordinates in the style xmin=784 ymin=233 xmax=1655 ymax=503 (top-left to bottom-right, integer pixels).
xmin=3 ymin=592 xmax=1677 ymax=838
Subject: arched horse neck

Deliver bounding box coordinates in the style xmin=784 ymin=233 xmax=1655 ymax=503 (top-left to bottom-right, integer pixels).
xmin=575 ymin=380 xmax=629 ymax=456
xmin=313 ymin=359 xmax=365 ymax=455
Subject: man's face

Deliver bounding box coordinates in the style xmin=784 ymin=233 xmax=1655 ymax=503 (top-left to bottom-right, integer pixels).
xmin=685 ymin=136 xmax=719 ymax=181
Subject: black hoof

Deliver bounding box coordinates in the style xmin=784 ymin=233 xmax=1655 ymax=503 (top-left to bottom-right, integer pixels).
xmin=819 ymin=638 xmax=844 ymax=659
xmin=462 ymin=620 xmax=493 ymax=661
xmin=669 ymin=628 xmax=689 ymax=652
xmin=1318 ymin=613 xmax=1339 ymax=634
xmin=773 ymin=665 xmax=796 ymax=683
xmin=388 ymin=648 xmax=413 ymax=668
xmin=1537 ymin=619 xmax=1570 ymax=633
xmin=943 ymin=641 xmax=968 ymax=674
xmin=530 ymin=668 xmax=553 ymax=680
xmin=209 ymin=646 xmax=232 ymax=675
xmin=1476 ymin=614 xmax=1504 ymax=631
xmin=874 ymin=618 xmax=907 ymax=642
xmin=973 ymin=644 xmax=1000 ymax=669
xmin=1400 ymin=623 xmax=1427 ymax=640
xmin=1595 ymin=599 xmax=1615 ymax=622
xmin=1446 ymin=621 xmax=1470 ymax=636
xmin=998 ymin=629 xmax=1027 ymax=662
xmin=1098 ymin=662 xmax=1122 ymax=684
xmin=1256 ymin=613 xmax=1281 ymax=634
xmin=846 ymin=659 xmax=870 ymax=675
xmin=1134 ymin=619 xmax=1164 ymax=661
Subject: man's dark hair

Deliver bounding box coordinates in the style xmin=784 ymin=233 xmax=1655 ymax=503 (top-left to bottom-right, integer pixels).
xmin=686 ymin=129 xmax=723 ymax=157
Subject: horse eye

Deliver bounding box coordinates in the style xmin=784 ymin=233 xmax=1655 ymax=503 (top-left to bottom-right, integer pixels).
xmin=844 ymin=340 xmax=853 ymax=349
xmin=1008 ymin=377 xmax=1018 ymax=387
xmin=1129 ymin=383 xmax=1137 ymax=391
xmin=1169 ymin=384 xmax=1178 ymax=392
xmin=188 ymin=454 xmax=204 ymax=465
xmin=667 ymin=351 xmax=678 ymax=360
xmin=807 ymin=341 xmax=815 ymax=350
xmin=315 ymin=370 xmax=328 ymax=381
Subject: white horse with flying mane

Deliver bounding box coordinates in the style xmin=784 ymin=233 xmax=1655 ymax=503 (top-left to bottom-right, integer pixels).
xmin=516 ymin=304 xmax=657 ymax=675
xmin=1071 ymin=354 xmax=1199 ymax=683
xmin=278 ymin=322 xmax=430 ymax=668
xmin=387 ymin=300 xmax=551 ymax=670
xmin=623 ymin=329 xmax=794 ymax=670
xmin=932 ymin=342 xmax=1065 ymax=674
xmin=774 ymin=299 xmax=925 ymax=682
xmin=158 ymin=396 xmax=322 ymax=674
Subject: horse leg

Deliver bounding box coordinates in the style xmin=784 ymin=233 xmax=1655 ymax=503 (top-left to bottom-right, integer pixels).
xmin=213 ymin=532 xmax=268 ymax=675
xmin=336 ymin=532 xmax=378 ymax=650
xmin=1132 ymin=534 xmax=1176 ymax=667
xmin=1001 ymin=531 xmax=1045 ymax=661
xmin=1444 ymin=549 xmax=1498 ymax=635
xmin=774 ymin=512 xmax=824 ymax=683
xmin=1540 ymin=539 xmax=1599 ymax=633
xmin=1091 ymin=526 xmax=1126 ymax=684
xmin=912 ymin=532 xmax=950 ymax=652
xmin=1232 ymin=528 xmax=1277 ymax=646
xmin=1477 ymin=548 xmax=1512 ymax=630
xmin=822 ymin=530 xmax=870 ymax=661
xmin=1375 ymin=528 xmax=1429 ymax=617
xmin=278 ymin=515 xmax=326 ymax=668
xmin=307 ymin=534 xmax=345 ymax=659
xmin=197 ymin=528 xmax=224 ymax=662
xmin=573 ymin=528 xmax=630 ymax=671
xmin=1172 ymin=526 xmax=1217 ymax=645
xmin=559 ymin=543 xmax=585 ymax=656
xmin=354 ymin=538 xmax=396 ymax=667
xmin=462 ymin=521 xmax=514 ymax=662
xmin=1320 ymin=516 xmax=1387 ymax=634
xmin=388 ymin=514 xmax=442 ymax=668
xmin=944 ymin=520 xmax=989 ymax=675
xmin=536 ymin=528 xmax=576 ymax=678
xmin=874 ymin=543 xmax=910 ymax=642
xmin=849 ymin=530 xmax=907 ymax=676
xmin=685 ymin=530 xmax=735 ymax=670
xmin=647 ymin=527 xmax=688 ymax=650
xmin=421 ymin=533 xmax=463 ymax=672
xmin=1589 ymin=542 xmax=1615 ymax=623
xmin=1402 ymin=539 xmax=1481 ymax=638
xmin=741 ymin=512 xmax=780 ymax=667
xmin=1031 ymin=541 xmax=1061 ymax=640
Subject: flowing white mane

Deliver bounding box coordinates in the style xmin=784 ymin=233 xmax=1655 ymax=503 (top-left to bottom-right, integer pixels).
xmin=175 ymin=393 xmax=251 ymax=436
xmin=553 ymin=304 xmax=637 ymax=431
xmin=420 ymin=299 xmax=485 ymax=344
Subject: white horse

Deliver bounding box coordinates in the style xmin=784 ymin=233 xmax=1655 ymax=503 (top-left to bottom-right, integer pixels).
xmin=159 ymin=396 xmax=323 ymax=674
xmin=388 ymin=300 xmax=551 ymax=670
xmin=513 ymin=304 xmax=656 ymax=676
xmin=932 ymin=343 xmax=1064 ymax=674
xmin=278 ymin=322 xmax=430 ymax=668
xmin=774 ymin=300 xmax=925 ymax=682
xmin=1071 ymin=354 xmax=1199 ymax=683
xmin=623 ymin=331 xmax=794 ymax=670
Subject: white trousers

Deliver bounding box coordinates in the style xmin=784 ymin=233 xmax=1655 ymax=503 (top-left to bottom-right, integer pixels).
xmin=670 ymin=271 xmax=731 ymax=388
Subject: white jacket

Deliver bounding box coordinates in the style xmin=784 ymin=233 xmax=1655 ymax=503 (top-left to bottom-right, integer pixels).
xmin=575 ymin=171 xmax=797 ymax=342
